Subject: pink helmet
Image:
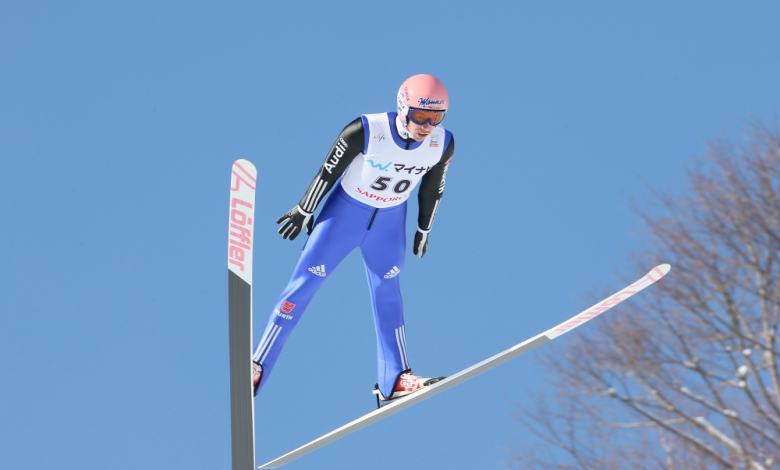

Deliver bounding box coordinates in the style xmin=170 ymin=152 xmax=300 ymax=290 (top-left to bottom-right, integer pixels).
xmin=397 ymin=74 xmax=449 ymax=126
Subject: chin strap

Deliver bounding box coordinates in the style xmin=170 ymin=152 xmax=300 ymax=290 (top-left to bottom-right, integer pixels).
xmin=395 ymin=114 xmax=412 ymax=140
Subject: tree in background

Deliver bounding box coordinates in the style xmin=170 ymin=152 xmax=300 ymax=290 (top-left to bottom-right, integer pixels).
xmin=513 ymin=124 xmax=780 ymax=470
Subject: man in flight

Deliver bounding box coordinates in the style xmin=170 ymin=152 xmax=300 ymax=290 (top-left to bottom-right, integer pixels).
xmin=252 ymin=74 xmax=455 ymax=403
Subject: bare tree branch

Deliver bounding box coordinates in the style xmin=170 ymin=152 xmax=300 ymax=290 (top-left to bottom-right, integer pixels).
xmin=512 ymin=122 xmax=780 ymax=470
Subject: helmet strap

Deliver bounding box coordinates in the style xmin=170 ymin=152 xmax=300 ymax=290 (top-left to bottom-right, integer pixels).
xmin=395 ymin=114 xmax=411 ymax=140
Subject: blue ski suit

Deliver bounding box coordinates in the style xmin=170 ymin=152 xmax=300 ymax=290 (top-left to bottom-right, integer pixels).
xmin=253 ymin=112 xmax=454 ymax=398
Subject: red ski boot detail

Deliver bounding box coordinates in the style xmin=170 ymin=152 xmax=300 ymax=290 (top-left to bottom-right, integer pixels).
xmin=252 ymin=361 xmax=263 ymax=397
xmin=375 ymin=370 xmax=445 ymax=401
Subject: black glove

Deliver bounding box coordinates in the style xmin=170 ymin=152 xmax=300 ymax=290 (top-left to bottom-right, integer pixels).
xmin=276 ymin=206 xmax=313 ymax=240
xmin=413 ymin=229 xmax=430 ymax=258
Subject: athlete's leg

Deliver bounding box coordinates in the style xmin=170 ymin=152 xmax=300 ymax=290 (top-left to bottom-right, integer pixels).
xmin=360 ymin=203 xmax=409 ymax=398
xmin=253 ymin=189 xmax=372 ymax=393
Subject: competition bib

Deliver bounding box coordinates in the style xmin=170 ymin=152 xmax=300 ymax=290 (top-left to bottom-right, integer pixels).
xmin=340 ymin=113 xmax=445 ymax=208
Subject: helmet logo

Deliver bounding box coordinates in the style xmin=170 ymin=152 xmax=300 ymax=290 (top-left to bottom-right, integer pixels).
xmin=418 ymin=97 xmax=446 ymax=107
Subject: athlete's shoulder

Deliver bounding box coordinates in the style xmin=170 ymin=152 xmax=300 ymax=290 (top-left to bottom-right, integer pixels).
xmin=440 ymin=130 xmax=454 ymax=163
xmin=333 ymin=117 xmax=366 ymax=156
xmin=361 ymin=112 xmax=393 ymax=127
xmin=443 ymin=129 xmax=454 ymax=146
xmin=361 ymin=111 xmax=393 ymax=119
xmin=341 ymin=116 xmax=364 ymax=134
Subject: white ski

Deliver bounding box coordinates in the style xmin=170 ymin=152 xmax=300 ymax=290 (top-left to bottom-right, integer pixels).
xmin=228 ymin=159 xmax=258 ymax=470
xmin=258 ymin=263 xmax=671 ymax=468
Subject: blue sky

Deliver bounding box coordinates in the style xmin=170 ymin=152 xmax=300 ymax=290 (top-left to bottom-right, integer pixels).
xmin=2 ymin=2 xmax=779 ymax=469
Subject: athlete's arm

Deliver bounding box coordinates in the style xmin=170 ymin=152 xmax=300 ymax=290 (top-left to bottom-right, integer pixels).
xmin=276 ymin=117 xmax=365 ymax=240
xmin=413 ymin=134 xmax=454 ymax=257
xmin=417 ymin=134 xmax=454 ymax=231
xmin=298 ymin=117 xmax=365 ymax=213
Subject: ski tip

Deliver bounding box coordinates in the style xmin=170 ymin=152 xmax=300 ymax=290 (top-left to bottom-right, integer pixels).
xmin=655 ymin=263 xmax=672 ymax=275
xmin=233 ymin=159 xmax=258 ymax=174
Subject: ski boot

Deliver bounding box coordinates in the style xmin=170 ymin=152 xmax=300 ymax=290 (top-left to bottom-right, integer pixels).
xmin=373 ymin=369 xmax=445 ymax=407
xmin=252 ymin=361 xmax=263 ymax=397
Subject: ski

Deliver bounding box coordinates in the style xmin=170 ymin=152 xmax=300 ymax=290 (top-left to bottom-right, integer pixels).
xmin=258 ymin=263 xmax=671 ymax=469
xmin=228 ymin=159 xmax=258 ymax=470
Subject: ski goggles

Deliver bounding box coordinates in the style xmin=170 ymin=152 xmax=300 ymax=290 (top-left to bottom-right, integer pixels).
xmin=406 ymin=107 xmax=446 ymax=126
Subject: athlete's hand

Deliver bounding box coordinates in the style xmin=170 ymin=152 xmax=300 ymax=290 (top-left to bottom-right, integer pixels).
xmin=276 ymin=206 xmax=313 ymax=240
xmin=413 ymin=229 xmax=429 ymax=258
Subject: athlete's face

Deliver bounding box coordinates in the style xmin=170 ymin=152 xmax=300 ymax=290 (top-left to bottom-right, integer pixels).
xmin=406 ymin=120 xmax=436 ymax=142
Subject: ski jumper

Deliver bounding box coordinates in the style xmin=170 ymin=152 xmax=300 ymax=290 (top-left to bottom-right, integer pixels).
xmin=253 ymin=112 xmax=455 ymax=398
